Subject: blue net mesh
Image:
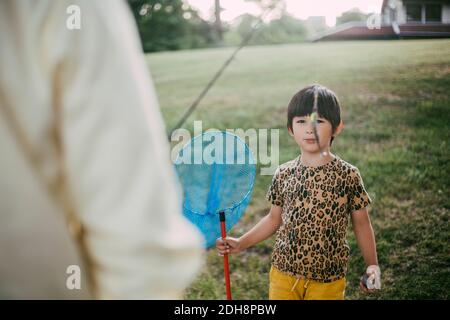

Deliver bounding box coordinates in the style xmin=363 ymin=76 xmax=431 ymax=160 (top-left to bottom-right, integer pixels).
xmin=175 ymin=131 xmax=256 ymax=248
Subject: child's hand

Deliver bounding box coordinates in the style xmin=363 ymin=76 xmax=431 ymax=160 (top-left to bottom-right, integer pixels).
xmin=360 ymin=265 xmax=381 ymax=293
xmin=216 ymin=237 xmax=242 ymax=255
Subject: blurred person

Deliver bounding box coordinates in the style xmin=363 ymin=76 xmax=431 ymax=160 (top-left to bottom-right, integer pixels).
xmin=0 ymin=0 xmax=203 ymax=299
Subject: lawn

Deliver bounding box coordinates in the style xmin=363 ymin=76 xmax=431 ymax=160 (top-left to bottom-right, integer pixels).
xmin=146 ymin=39 xmax=450 ymax=299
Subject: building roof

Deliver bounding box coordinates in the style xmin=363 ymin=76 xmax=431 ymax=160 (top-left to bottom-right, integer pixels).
xmin=312 ymin=22 xmax=450 ymax=41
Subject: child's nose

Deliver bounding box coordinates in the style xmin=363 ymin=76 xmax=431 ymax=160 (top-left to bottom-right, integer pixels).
xmin=306 ymin=119 xmax=314 ymax=131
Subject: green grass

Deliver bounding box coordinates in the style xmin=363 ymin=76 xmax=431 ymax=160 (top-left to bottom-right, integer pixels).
xmin=146 ymin=40 xmax=450 ymax=299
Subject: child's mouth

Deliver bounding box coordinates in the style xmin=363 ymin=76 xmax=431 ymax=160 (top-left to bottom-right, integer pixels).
xmin=304 ymin=139 xmax=316 ymax=144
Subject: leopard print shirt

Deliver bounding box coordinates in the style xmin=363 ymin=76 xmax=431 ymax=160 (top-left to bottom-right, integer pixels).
xmin=266 ymin=154 xmax=372 ymax=282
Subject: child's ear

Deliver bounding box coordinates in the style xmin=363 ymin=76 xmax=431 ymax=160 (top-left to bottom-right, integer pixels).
xmin=287 ymin=126 xmax=294 ymax=137
xmin=333 ymin=121 xmax=344 ymax=137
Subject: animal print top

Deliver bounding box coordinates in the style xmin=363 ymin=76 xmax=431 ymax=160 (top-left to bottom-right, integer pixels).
xmin=266 ymin=154 xmax=372 ymax=282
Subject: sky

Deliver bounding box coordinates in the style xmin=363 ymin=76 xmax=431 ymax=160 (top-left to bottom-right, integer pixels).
xmin=184 ymin=0 xmax=383 ymax=27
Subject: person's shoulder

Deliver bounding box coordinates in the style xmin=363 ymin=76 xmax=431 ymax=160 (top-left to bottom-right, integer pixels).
xmin=279 ymin=157 xmax=299 ymax=171
xmin=274 ymin=157 xmax=299 ymax=177
xmin=334 ymin=156 xmax=362 ymax=177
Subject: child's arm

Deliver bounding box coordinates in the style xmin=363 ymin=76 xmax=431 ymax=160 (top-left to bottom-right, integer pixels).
xmin=351 ymin=207 xmax=378 ymax=266
xmin=351 ymin=207 xmax=380 ymax=292
xmin=216 ymin=205 xmax=282 ymax=255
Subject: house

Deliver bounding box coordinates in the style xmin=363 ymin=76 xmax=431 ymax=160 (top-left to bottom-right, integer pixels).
xmin=312 ymin=0 xmax=450 ymax=41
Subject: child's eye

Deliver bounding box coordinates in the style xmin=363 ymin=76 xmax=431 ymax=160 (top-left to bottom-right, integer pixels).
xmin=296 ymin=119 xmax=306 ymax=124
xmin=317 ymin=120 xmax=324 ymax=124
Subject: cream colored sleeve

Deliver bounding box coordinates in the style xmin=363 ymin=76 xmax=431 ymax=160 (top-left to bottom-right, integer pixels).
xmin=49 ymin=0 xmax=203 ymax=298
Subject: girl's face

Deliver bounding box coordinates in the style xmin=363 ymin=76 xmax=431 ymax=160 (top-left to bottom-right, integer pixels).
xmin=289 ymin=115 xmax=335 ymax=154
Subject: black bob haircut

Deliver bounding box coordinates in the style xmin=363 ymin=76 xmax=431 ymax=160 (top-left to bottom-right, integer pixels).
xmin=287 ymin=84 xmax=342 ymax=145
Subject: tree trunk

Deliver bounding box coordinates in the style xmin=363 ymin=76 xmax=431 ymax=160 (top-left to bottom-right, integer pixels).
xmin=214 ymin=0 xmax=223 ymax=42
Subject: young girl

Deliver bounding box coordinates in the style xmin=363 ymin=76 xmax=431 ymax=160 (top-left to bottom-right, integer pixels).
xmin=216 ymin=84 xmax=381 ymax=300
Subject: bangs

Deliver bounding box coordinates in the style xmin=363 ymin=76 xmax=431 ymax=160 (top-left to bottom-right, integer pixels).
xmin=287 ymin=84 xmax=341 ymax=131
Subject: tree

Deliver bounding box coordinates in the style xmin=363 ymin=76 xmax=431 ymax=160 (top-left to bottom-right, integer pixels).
xmin=127 ymin=0 xmax=215 ymax=52
xmin=228 ymin=12 xmax=307 ymax=46
xmin=336 ymin=8 xmax=370 ymax=26
xmin=245 ymin=0 xmax=281 ymax=11
xmin=214 ymin=0 xmax=223 ymax=43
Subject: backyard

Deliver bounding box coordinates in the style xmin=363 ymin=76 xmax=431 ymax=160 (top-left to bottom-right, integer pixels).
xmin=147 ymin=39 xmax=450 ymax=299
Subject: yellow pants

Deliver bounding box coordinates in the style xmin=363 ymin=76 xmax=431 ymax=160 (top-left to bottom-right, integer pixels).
xmin=269 ymin=266 xmax=346 ymax=300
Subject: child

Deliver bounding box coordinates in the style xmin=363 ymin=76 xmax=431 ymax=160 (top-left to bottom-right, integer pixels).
xmin=216 ymin=84 xmax=381 ymax=300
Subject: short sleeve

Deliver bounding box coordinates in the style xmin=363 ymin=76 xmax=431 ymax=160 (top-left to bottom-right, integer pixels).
xmin=266 ymin=167 xmax=285 ymax=207
xmin=348 ymin=168 xmax=372 ymax=213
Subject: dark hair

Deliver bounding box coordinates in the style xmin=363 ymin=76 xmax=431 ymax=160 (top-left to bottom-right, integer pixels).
xmin=287 ymin=84 xmax=341 ymax=145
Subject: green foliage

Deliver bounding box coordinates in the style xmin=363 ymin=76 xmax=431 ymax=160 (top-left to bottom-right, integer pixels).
xmin=227 ymin=13 xmax=308 ymax=46
xmin=336 ymin=8 xmax=370 ymax=25
xmin=127 ymin=0 xmax=318 ymax=51
xmin=244 ymin=0 xmax=280 ymax=11
xmin=127 ymin=0 xmax=215 ymax=52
